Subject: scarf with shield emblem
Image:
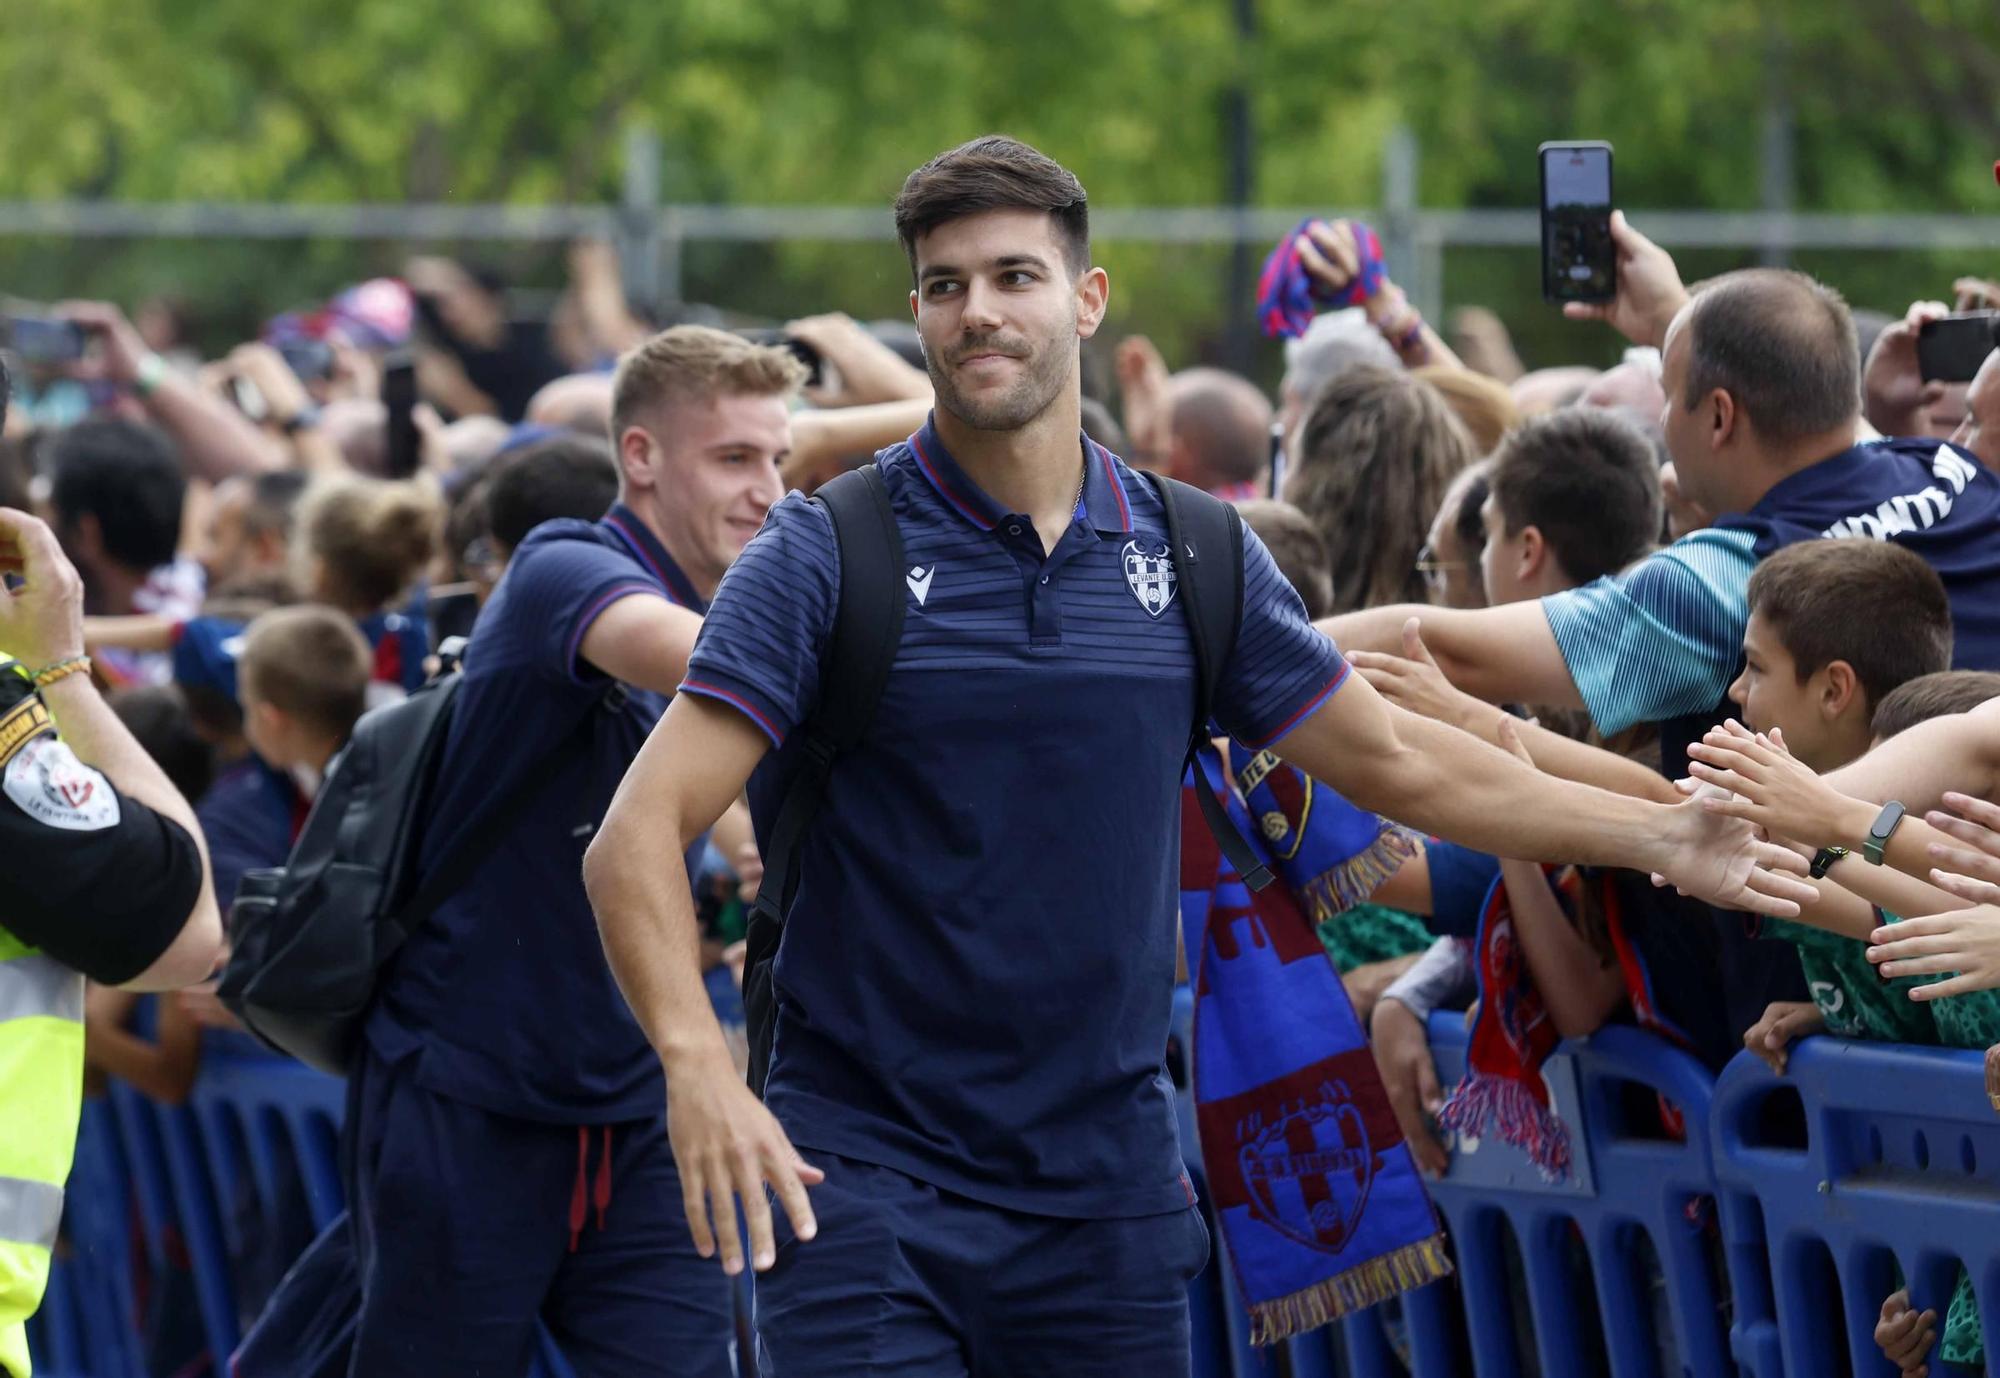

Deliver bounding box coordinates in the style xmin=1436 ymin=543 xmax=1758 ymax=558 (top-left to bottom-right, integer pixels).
xmin=1180 ymin=743 xmax=1449 ymax=1343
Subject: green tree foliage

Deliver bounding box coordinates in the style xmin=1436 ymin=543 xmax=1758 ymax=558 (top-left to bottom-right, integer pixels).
xmin=1 ymin=0 xmax=1995 ymax=371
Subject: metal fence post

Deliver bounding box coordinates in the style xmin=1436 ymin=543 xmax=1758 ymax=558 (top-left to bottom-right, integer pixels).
xmin=1382 ymin=126 xmax=1430 ymax=318
xmin=619 ymin=125 xmax=664 ymax=310
xmin=1758 ymin=25 xmax=1797 ymax=268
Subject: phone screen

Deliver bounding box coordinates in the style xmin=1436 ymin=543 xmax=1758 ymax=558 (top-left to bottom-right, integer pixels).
xmin=1540 ymin=143 xmax=1614 ymax=303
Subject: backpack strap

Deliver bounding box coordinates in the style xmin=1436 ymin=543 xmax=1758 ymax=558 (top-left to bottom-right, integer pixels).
xmin=1146 ymin=473 xmax=1274 ymax=893
xmin=744 ymin=464 xmax=904 ymax=1093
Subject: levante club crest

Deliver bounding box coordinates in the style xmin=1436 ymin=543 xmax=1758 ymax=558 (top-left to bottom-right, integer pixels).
xmin=1238 ymin=1081 xmax=1376 ymax=1254
xmin=1122 ymin=538 xmax=1178 ymax=617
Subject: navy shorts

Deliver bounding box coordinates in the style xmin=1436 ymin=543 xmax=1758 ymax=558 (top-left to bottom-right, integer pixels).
xmin=343 ymin=1046 xmax=735 ymax=1378
xmin=756 ymin=1151 xmax=1209 ymax=1377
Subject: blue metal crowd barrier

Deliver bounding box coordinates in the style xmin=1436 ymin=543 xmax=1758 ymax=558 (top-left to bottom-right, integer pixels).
xmin=1184 ymin=1009 xmax=2000 ymax=1378
xmin=30 ymin=1055 xmax=579 ymax=1378
xmin=41 ymin=999 xmax=2000 ymax=1378
xmin=1712 ymin=1038 xmax=2000 ymax=1378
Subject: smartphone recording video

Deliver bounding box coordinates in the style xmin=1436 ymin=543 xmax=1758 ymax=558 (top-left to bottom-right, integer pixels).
xmin=0 ymin=314 xmax=87 ymax=365
xmin=382 ymin=351 xmax=421 ymax=479
xmin=1540 ymin=141 xmax=1614 ymax=304
xmin=1917 ymin=312 xmax=2000 ymax=384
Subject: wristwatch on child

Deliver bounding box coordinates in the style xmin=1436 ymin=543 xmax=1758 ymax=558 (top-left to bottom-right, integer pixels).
xmin=1862 ymin=801 xmax=1907 ymax=866
xmin=1808 ymin=846 xmax=1847 ymax=879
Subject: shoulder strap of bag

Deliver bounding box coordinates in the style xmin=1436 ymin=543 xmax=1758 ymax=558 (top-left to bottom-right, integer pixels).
xmin=750 ymin=464 xmax=905 ymax=928
xmin=1147 ymin=472 xmax=1273 ymax=892
xmin=394 ymin=680 xmax=619 ymax=939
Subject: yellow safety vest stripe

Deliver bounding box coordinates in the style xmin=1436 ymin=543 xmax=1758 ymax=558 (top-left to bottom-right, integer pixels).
xmin=0 ymin=943 xmax=83 ymax=1378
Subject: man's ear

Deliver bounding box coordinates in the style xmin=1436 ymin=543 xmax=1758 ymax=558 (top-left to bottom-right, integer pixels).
xmin=1074 ymin=266 xmax=1111 ymax=341
xmin=908 ymin=287 xmax=920 ymax=324
xmin=1710 ymin=389 xmax=1738 ymax=449
xmin=616 ymin=425 xmax=655 ymax=493
xmin=1820 ymin=659 xmax=1861 ymax=719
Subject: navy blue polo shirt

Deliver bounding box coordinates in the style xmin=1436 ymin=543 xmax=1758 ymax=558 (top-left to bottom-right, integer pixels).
xmin=368 ymin=503 xmax=706 ymax=1123
xmin=681 ymin=418 xmax=1347 ymax=1218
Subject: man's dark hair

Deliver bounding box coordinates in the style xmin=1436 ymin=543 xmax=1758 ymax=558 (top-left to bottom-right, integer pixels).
xmin=1682 ymin=269 xmax=1860 ymax=444
xmin=1488 ymin=408 xmax=1661 ymax=585
xmin=486 ymin=435 xmax=620 ymax=553
xmin=50 ymin=419 xmax=187 ymax=572
xmin=1747 ymin=539 xmax=1952 ymax=710
xmin=893 ymin=136 xmax=1090 ymax=281
xmin=1236 ymin=500 xmax=1334 ymax=620
xmin=1872 ymin=669 xmax=2000 ymax=742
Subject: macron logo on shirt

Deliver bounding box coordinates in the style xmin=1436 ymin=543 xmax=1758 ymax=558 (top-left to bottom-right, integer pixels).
xmin=907 ymin=565 xmax=935 ymax=606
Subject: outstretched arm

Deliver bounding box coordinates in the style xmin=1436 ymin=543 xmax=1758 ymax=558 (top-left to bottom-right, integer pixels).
xmin=1318 ymin=599 xmax=1582 ymax=710
xmin=1348 ymin=618 xmax=1680 ymax=804
xmin=1270 ymin=672 xmax=1813 ymax=916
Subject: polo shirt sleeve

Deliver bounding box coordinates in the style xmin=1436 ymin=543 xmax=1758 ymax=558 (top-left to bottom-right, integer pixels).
xmin=1213 ymin=526 xmax=1351 ymax=751
xmin=1539 ymin=527 xmax=1759 ymax=738
xmin=679 ymin=494 xmax=839 ymax=748
xmin=503 ymin=529 xmax=664 ymax=686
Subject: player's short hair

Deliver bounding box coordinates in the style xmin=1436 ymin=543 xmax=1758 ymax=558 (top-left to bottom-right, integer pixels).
xmin=894 ymin=136 xmax=1090 ymax=281
xmin=610 ymin=325 xmax=808 ymax=444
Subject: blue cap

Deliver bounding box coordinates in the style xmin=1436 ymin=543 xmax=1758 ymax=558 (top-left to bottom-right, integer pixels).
xmin=171 ymin=616 xmax=249 ymax=705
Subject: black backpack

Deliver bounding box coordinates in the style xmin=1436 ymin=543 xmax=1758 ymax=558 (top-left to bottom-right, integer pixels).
xmin=219 ymin=643 xmax=604 ymax=1076
xmin=741 ymin=465 xmax=1275 ymax=1095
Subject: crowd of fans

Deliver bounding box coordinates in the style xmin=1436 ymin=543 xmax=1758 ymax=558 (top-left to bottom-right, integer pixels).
xmin=14 ymin=179 xmax=2000 ymax=1377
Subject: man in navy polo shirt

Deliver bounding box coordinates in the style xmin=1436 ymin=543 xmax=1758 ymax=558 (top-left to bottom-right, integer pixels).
xmin=584 ymin=138 xmax=1809 ymax=1376
xmin=344 ymin=327 xmax=805 ymax=1377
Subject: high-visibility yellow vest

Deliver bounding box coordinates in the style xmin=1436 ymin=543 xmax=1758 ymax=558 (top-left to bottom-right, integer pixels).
xmin=0 ymin=918 xmax=86 ymax=1378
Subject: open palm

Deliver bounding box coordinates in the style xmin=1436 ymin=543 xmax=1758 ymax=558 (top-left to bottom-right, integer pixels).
xmin=1655 ymin=781 xmax=1816 ymax=917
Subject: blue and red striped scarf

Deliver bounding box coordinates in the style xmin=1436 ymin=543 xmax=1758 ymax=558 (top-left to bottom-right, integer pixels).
xmin=1436 ymin=867 xmax=1693 ymax=1181
xmin=1179 ymin=744 xmax=1448 ymax=1342
xmin=1254 ymin=219 xmax=1387 ymax=340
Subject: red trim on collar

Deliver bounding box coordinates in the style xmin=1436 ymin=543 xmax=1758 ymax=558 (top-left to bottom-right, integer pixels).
xmin=908 ymin=429 xmax=997 ymax=531
xmin=1091 ymin=440 xmax=1134 ymax=532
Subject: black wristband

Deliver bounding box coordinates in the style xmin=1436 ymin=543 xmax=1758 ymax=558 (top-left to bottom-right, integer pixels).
xmin=1809 ymin=845 xmax=1848 ymax=879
